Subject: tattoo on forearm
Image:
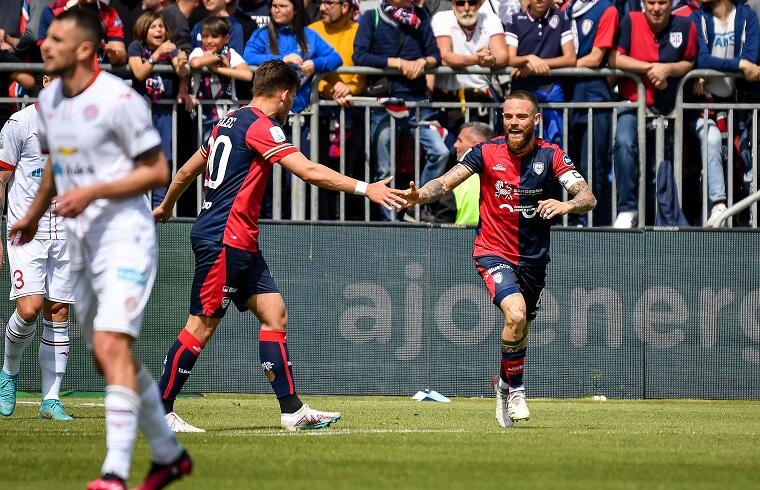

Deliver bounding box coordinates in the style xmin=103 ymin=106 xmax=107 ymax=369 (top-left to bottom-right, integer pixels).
xmin=417 ymin=164 xmax=473 ymax=204
xmin=567 ymin=182 xmax=597 ymax=214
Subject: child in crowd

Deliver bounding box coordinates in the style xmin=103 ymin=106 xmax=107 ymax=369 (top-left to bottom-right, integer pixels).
xmin=128 ymin=11 xmax=189 ymax=208
xmin=189 ymin=16 xmax=253 ymax=140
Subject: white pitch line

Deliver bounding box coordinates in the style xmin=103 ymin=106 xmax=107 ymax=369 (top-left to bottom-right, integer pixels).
xmin=17 ymin=401 xmax=104 ymax=407
xmin=216 ymin=428 xmax=470 ymax=437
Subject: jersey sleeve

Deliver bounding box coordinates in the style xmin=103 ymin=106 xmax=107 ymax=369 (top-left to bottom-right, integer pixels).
xmin=594 ymin=6 xmax=619 ymax=49
xmin=560 ymin=11 xmax=575 ymax=47
xmin=104 ymin=8 xmax=126 ymax=43
xmin=245 ymin=119 xmax=298 ymax=164
xmin=0 ymin=117 xmax=25 ymax=170
xmin=458 ymin=142 xmax=484 ymax=174
xmin=504 ymin=14 xmax=519 ymax=47
xmin=552 ymin=148 xmax=586 ymax=190
xmin=111 ymin=90 xmax=162 ymax=159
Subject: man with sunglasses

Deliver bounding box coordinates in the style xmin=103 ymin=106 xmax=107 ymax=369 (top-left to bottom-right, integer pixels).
xmin=432 ymin=0 xmax=508 ymax=129
xmin=401 ymin=91 xmax=596 ymax=427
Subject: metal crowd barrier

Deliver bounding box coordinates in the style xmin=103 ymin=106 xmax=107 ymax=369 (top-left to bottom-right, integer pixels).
xmin=5 ymin=63 xmax=757 ymax=227
xmin=674 ymin=70 xmax=759 ymax=227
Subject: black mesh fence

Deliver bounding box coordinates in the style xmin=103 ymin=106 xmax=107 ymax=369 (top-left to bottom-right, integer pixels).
xmin=11 ymin=223 xmax=760 ymax=399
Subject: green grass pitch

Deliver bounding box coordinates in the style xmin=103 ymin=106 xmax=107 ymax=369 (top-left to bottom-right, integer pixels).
xmin=1 ymin=395 xmax=759 ymax=489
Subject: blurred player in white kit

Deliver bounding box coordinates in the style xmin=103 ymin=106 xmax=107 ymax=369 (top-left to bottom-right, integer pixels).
xmin=0 ymin=74 xmax=76 ymax=422
xmin=9 ymin=8 xmax=191 ymax=490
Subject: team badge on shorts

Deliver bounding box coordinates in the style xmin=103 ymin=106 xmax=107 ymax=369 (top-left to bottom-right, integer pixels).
xmin=533 ymin=162 xmax=545 ymax=175
xmin=670 ymin=32 xmax=683 ymax=48
xmin=493 ymin=272 xmax=504 ymax=284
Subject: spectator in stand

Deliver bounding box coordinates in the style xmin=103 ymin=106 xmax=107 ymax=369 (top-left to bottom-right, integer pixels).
xmin=189 ymin=16 xmax=253 ymax=139
xmin=432 ymin=0 xmax=508 ymax=130
xmin=237 ymin=0 xmax=273 ymax=31
xmin=481 ymin=0 xmax=523 ymax=26
xmin=309 ymin=0 xmax=366 ymax=219
xmin=567 ymin=0 xmax=619 ymax=226
xmin=162 ymin=0 xmax=199 ymax=53
xmin=608 ymin=0 xmax=697 ymax=228
xmin=0 ymin=0 xmax=38 ymax=110
xmin=191 ymin=0 xmax=246 ymax=53
xmin=304 ymin=0 xmax=324 ymax=22
xmin=672 ymin=0 xmax=700 ymax=16
xmin=353 ymin=0 xmax=447 ymax=220
xmin=506 ymin=0 xmax=576 ymax=145
xmin=39 ymin=0 xmax=128 ymax=65
xmin=128 ymin=11 xmax=190 ymax=208
xmin=244 ymin=0 xmax=343 ymax=114
xmin=112 ymin=0 xmax=149 ymax=44
xmin=692 ymin=0 xmax=760 ymax=224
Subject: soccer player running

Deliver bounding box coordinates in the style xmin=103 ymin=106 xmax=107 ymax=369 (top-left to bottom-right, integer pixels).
xmin=0 ymin=74 xmax=76 ymax=422
xmin=403 ymin=91 xmax=596 ymax=427
xmin=152 ymin=59 xmax=407 ymax=432
xmin=9 ymin=9 xmax=191 ymax=490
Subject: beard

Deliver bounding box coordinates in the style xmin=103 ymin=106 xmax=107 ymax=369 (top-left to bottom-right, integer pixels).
xmin=505 ymin=125 xmax=534 ymax=154
xmin=455 ymin=12 xmax=477 ymax=27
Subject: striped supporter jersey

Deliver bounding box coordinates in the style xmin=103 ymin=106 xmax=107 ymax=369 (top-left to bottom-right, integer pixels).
xmin=458 ymin=137 xmax=584 ymax=266
xmin=190 ymin=106 xmax=298 ymax=252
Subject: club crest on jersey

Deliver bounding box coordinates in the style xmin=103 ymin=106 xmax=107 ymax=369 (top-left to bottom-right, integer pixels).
xmin=670 ymin=32 xmax=683 ymax=48
xmin=532 ymin=162 xmax=545 ymax=175
xmin=269 ymin=126 xmax=287 ymax=143
xmin=493 ymin=272 xmax=503 ymax=284
xmin=549 ymin=15 xmax=559 ymax=29
xmin=582 ymin=19 xmax=594 ymax=36
xmin=83 ymin=104 xmax=99 ymax=120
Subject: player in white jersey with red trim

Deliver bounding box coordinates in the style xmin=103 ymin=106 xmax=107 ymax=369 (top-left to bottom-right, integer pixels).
xmin=9 ymin=9 xmax=191 ymax=490
xmin=0 ymin=75 xmax=75 ymax=422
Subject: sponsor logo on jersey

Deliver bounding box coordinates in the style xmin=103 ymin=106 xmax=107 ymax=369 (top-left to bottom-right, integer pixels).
xmin=269 ymin=126 xmax=287 ymax=143
xmin=498 ymin=203 xmax=539 ymax=218
xmin=495 ymin=180 xmax=514 ymax=200
xmin=117 ymin=267 xmax=148 ymax=285
xmin=31 ymin=168 xmax=43 ymax=178
xmin=533 ymin=162 xmax=545 ymax=175
xmin=58 ymin=147 xmax=78 ymax=156
xmin=670 ymin=32 xmax=682 ymax=49
xmin=52 ymin=163 xmax=63 ymax=176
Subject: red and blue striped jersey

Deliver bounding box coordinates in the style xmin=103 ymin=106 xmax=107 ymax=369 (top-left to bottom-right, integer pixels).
xmin=191 ymin=107 xmax=297 ymax=252
xmin=459 ymin=137 xmax=581 ymax=266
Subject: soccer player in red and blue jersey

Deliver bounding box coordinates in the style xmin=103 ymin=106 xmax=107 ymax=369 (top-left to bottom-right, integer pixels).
xmin=152 ymin=59 xmax=407 ymax=432
xmin=403 ymin=91 xmax=596 ymax=427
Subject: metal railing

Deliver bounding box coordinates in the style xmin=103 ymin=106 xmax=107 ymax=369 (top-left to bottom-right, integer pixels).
xmin=2 ymin=63 xmax=757 ymax=227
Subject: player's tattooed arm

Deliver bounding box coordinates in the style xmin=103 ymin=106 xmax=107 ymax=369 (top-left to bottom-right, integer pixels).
xmin=566 ymin=181 xmax=597 ymax=214
xmin=407 ymin=164 xmax=473 ymax=206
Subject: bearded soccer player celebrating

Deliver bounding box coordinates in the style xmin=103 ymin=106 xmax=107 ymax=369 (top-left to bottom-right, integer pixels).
xmin=152 ymin=59 xmax=407 ymax=432
xmin=403 ymin=91 xmax=596 ymax=427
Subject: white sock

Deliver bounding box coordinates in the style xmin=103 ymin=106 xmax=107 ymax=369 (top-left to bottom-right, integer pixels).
xmin=39 ymin=320 xmax=69 ymax=400
xmin=136 ymin=366 xmax=181 ymax=464
xmin=102 ymin=385 xmax=140 ymax=480
xmin=2 ymin=310 xmax=36 ymax=376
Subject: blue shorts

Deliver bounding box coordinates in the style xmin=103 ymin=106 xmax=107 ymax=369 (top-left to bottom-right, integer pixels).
xmin=189 ymin=238 xmax=279 ymax=318
xmin=474 ymin=255 xmax=546 ymax=321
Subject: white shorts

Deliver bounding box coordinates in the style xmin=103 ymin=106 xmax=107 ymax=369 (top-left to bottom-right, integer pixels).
xmin=70 ymin=226 xmax=157 ymax=340
xmin=7 ymin=238 xmax=74 ymax=303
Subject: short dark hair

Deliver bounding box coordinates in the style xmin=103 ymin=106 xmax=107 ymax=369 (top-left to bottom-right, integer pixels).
xmin=54 ymin=6 xmax=103 ymax=47
xmin=132 ymin=12 xmax=170 ymax=44
xmin=505 ymin=90 xmax=539 ymax=114
xmin=461 ymin=122 xmax=496 ymax=141
xmin=201 ymin=16 xmax=231 ymax=37
xmin=252 ymin=59 xmax=300 ymax=96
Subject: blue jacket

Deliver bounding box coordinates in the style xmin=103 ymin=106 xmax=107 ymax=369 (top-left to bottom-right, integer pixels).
xmin=693 ymin=1 xmax=760 ymax=70
xmin=352 ymin=7 xmax=441 ymax=98
xmin=243 ymin=26 xmax=343 ymax=113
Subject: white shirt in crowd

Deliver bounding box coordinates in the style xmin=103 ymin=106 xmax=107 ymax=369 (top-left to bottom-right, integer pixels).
xmin=189 ymin=47 xmax=246 ymax=119
xmin=432 ymin=9 xmax=505 ymax=90
xmin=706 ymin=7 xmax=736 ymax=98
xmin=0 ymin=104 xmax=65 ymax=240
xmin=36 ymin=71 xmax=161 ymax=241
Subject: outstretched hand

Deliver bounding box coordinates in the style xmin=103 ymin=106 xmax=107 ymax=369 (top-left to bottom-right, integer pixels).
xmin=365 ymin=177 xmax=408 ymax=211
xmin=402 ymin=181 xmax=421 ymax=209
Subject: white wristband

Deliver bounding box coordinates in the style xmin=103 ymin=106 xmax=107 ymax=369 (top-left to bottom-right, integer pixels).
xmin=354 ymin=180 xmax=369 ymax=196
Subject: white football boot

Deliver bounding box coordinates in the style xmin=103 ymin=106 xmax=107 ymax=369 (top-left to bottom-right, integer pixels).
xmin=165 ymin=411 xmax=206 ymax=433
xmin=281 ymin=403 xmax=341 ymax=431
xmin=495 ymin=384 xmax=513 ymax=428
xmin=506 ymin=389 xmax=530 ymax=423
